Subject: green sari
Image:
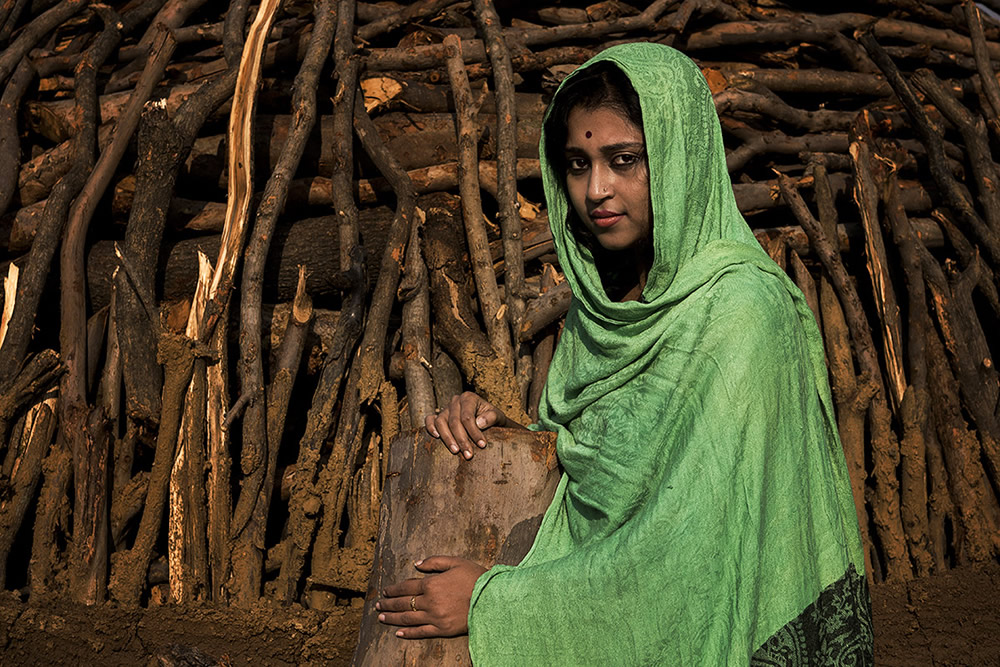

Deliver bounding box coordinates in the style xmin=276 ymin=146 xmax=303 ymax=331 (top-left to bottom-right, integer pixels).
xmin=467 ymin=43 xmax=871 ymax=665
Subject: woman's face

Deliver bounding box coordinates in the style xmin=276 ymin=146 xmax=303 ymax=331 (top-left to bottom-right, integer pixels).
xmin=563 ymin=105 xmax=652 ymax=253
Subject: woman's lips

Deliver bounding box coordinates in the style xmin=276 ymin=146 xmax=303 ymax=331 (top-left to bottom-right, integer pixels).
xmin=590 ymin=211 xmax=623 ymax=228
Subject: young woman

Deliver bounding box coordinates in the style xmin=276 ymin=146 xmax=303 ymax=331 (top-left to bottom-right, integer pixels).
xmin=377 ymin=43 xmax=873 ymax=664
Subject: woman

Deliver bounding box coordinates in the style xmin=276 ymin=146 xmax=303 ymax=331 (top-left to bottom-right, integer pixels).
xmin=377 ymin=43 xmax=872 ymax=664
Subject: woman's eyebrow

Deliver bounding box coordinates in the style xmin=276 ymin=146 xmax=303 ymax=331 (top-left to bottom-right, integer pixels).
xmin=563 ymin=141 xmax=645 ymax=154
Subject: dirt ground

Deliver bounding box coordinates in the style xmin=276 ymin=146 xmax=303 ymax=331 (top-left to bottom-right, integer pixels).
xmin=0 ymin=563 xmax=998 ymax=665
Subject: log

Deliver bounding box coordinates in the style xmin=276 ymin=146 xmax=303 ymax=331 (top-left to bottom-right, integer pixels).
xmin=352 ymin=427 xmax=560 ymax=665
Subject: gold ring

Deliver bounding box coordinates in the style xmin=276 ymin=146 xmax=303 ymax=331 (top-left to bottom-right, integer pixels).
xmin=410 ymin=596 xmax=417 ymax=612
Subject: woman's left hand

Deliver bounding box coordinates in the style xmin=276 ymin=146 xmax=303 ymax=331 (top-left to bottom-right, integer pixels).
xmin=376 ymin=556 xmax=488 ymax=639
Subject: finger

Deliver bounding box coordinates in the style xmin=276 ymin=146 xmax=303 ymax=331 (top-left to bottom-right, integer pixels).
xmin=424 ymin=414 xmax=440 ymax=439
xmin=459 ymin=394 xmax=490 ymax=449
xmin=433 ymin=415 xmax=461 ymax=456
xmin=395 ymin=624 xmax=449 ymax=639
xmin=413 ymin=555 xmax=461 ymax=573
xmin=377 ymin=594 xmax=423 ymax=613
xmin=381 ymin=577 xmax=424 ymax=598
xmin=394 ymin=624 xmax=445 ymax=639
xmin=447 ymin=395 xmax=475 ymax=459
xmin=377 ymin=610 xmax=428 ymax=627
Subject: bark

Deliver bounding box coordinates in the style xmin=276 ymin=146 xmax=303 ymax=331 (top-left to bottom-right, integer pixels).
xmin=353 ymin=428 xmax=560 ymax=666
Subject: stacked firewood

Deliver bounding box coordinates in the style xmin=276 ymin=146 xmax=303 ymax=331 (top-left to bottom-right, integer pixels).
xmin=0 ymin=0 xmax=997 ymax=609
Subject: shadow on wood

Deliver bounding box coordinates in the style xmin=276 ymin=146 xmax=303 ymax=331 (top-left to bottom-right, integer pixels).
xmin=353 ymin=427 xmax=560 ymax=665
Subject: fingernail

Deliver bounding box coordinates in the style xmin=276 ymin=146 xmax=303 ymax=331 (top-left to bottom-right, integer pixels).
xmin=463 ymin=450 xmax=473 ymax=459
xmin=431 ymin=429 xmax=439 ymax=437
xmin=396 ymin=631 xmax=404 ymax=637
xmin=375 ymin=602 xmax=381 ymax=610
xmin=476 ymin=416 xmax=487 ymax=427
xmin=378 ymin=614 xmax=386 ymax=622
xmin=415 ymin=559 xmax=423 ymax=566
xmin=477 ymin=439 xmax=486 ymax=448
xmin=449 ymin=445 xmax=458 ymax=454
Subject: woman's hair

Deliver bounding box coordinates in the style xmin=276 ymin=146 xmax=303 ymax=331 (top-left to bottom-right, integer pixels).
xmin=544 ymin=61 xmax=644 ymax=177
xmin=544 ymin=61 xmax=647 ymax=299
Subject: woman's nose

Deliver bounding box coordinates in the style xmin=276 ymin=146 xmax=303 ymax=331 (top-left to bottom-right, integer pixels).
xmin=587 ymin=165 xmax=611 ymax=201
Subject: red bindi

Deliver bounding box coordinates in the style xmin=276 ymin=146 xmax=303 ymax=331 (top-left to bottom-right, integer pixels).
xmin=585 ymin=130 xmax=592 ymax=138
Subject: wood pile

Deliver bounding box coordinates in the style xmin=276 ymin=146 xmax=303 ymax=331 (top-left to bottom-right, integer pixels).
xmin=0 ymin=0 xmax=997 ymax=609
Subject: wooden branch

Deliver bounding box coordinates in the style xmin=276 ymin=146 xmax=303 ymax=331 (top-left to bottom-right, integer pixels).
xmin=352 ymin=95 xmax=416 ymax=406
xmin=357 ymin=0 xmax=453 ymax=42
xmin=779 ymin=173 xmax=910 ymax=581
xmin=108 ymin=334 xmax=202 ymax=606
xmin=334 ymin=0 xmax=359 ymax=273
xmin=61 ymin=21 xmax=175 ymax=605
xmin=400 ymin=209 xmax=435 ymax=426
xmin=276 ymin=254 xmax=364 ymax=604
xmin=714 ymin=86 xmax=858 ymax=132
xmin=423 ymin=192 xmax=527 ymax=423
xmin=0 ymin=396 xmax=55 ymax=587
xmin=963 ymin=0 xmax=1000 ymax=123
xmin=444 ymin=34 xmax=514 ymax=371
xmin=733 ymin=68 xmax=890 ymax=96
xmin=476 ymin=0 xmax=530 ymax=408
xmin=858 ymin=30 xmax=1000 ymax=265
xmin=0 ymin=58 xmax=33 ymax=218
xmin=0 ymin=0 xmax=87 ymax=87
xmin=883 ymin=168 xmax=936 ymax=576
xmin=527 ymin=264 xmax=560 ymax=422
xmin=912 ymin=67 xmax=1000 ymax=235
xmin=232 ymin=268 xmax=312 ymax=603
xmin=849 ymin=116 xmax=906 ymax=414
xmin=723 ymin=126 xmax=848 ymax=173
xmin=230 ymin=0 xmax=336 ymax=603
xmin=0 ymin=11 xmax=118 ymax=387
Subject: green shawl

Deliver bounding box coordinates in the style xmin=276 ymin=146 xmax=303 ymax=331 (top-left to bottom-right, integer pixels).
xmin=467 ymin=44 xmax=865 ymax=664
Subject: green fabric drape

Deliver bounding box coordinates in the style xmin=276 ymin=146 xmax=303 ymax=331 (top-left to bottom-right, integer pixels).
xmin=467 ymin=43 xmax=865 ymax=664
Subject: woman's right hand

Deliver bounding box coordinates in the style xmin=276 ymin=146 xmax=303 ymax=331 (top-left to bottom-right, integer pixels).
xmin=425 ymin=392 xmax=510 ymax=460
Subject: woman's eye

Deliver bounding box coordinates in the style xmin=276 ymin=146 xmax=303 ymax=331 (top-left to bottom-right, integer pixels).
xmin=567 ymin=158 xmax=588 ymax=172
xmin=612 ymin=153 xmax=640 ymax=168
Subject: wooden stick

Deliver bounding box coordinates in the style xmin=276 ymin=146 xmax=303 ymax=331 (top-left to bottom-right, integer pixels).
xmin=230 ymin=0 xmax=337 ymax=590
xmin=334 ymin=0 xmax=359 ymax=273
xmin=352 ymin=95 xmax=416 ymax=405
xmin=0 ymin=0 xmax=87 ymax=87
xmin=779 ymin=173 xmax=910 ymax=581
xmin=849 ymin=116 xmax=906 ymax=415
xmin=858 ymin=30 xmax=1000 ymax=264
xmin=400 ymin=208 xmax=435 ymax=425
xmin=912 ymin=67 xmax=1000 ymax=235
xmin=0 ymin=58 xmax=33 ymax=218
xmin=276 ymin=256 xmax=365 ymax=603
xmin=476 ymin=0 xmax=531 ymax=408
xmin=963 ymin=0 xmax=1000 ymax=123
xmin=232 ymin=268 xmax=313 ymax=603
xmin=444 ymin=34 xmax=514 ymax=370
xmin=883 ymin=167 xmax=935 ymax=577
xmin=0 ymin=395 xmax=55 ymax=587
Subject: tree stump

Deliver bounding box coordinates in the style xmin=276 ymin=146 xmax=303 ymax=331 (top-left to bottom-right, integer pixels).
xmin=352 ymin=427 xmax=560 ymax=666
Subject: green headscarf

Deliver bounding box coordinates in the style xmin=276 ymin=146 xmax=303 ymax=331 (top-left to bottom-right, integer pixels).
xmin=467 ymin=43 xmax=866 ymax=664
